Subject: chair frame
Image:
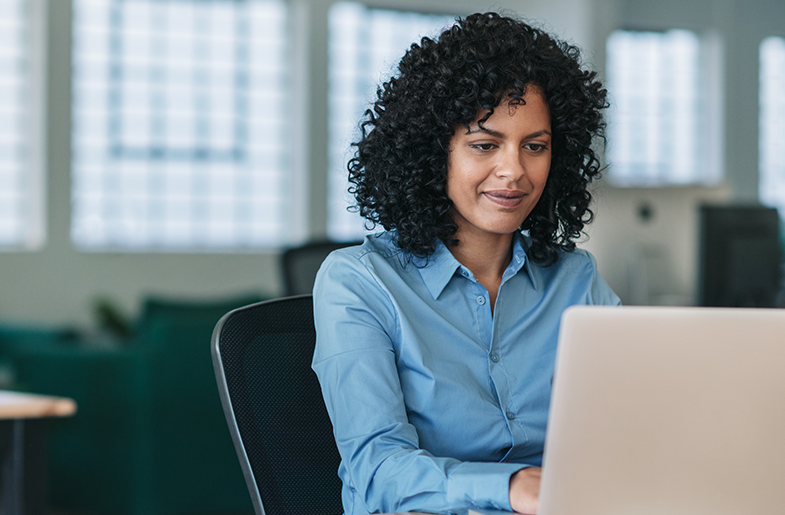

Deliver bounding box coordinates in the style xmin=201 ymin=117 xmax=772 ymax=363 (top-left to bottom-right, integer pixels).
xmin=213 ymin=295 xmax=317 ymax=515
xmin=212 ymin=299 xmax=275 ymax=515
xmin=212 ymin=294 xmax=342 ymax=515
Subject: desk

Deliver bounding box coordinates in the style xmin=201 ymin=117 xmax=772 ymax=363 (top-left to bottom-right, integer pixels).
xmin=0 ymin=391 xmax=76 ymax=515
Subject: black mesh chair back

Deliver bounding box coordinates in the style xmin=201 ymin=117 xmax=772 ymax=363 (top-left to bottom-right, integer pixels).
xmin=281 ymin=241 xmax=361 ymax=296
xmin=211 ymin=295 xmax=343 ymax=515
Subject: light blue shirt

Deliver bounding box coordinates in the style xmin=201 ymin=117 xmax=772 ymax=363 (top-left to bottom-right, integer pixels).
xmin=312 ymin=231 xmax=620 ymax=515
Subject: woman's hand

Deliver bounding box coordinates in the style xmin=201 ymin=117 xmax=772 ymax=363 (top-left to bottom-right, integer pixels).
xmin=509 ymin=467 xmax=542 ymax=514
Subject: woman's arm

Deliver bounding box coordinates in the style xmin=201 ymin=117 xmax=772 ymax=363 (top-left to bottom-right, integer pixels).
xmin=312 ymin=251 xmax=525 ymax=514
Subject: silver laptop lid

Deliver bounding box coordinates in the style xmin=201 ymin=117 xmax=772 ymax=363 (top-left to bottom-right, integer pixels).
xmin=540 ymin=306 xmax=785 ymax=515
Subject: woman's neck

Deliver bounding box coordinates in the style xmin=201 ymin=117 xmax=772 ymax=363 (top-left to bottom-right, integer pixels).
xmin=447 ymin=231 xmax=514 ymax=313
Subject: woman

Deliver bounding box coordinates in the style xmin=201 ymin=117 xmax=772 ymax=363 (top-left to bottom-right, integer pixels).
xmin=313 ymin=12 xmax=620 ymax=515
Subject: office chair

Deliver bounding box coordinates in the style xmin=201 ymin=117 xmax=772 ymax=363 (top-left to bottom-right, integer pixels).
xmin=281 ymin=241 xmax=361 ymax=296
xmin=211 ymin=295 xmax=343 ymax=515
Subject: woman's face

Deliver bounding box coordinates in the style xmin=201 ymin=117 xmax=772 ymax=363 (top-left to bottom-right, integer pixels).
xmin=446 ymin=87 xmax=552 ymax=242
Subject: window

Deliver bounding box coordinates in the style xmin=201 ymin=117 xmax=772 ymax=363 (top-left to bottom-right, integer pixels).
xmin=760 ymin=36 xmax=785 ymax=225
xmin=327 ymin=2 xmax=456 ymax=241
xmin=0 ymin=0 xmax=41 ymax=248
xmin=71 ymin=0 xmax=289 ymax=250
xmin=605 ymin=29 xmax=720 ymax=186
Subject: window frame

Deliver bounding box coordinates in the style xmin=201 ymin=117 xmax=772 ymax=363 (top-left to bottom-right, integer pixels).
xmin=0 ymin=0 xmax=46 ymax=251
xmin=69 ymin=0 xmax=296 ymax=253
xmin=604 ymin=27 xmax=724 ymax=188
xmin=759 ymin=35 xmax=785 ymax=236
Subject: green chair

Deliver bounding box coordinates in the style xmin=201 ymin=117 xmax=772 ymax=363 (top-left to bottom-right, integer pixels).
xmin=10 ymin=294 xmax=264 ymax=515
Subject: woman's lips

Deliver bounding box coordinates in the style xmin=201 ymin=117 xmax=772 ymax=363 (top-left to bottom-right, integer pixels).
xmin=483 ymin=190 xmax=525 ymax=208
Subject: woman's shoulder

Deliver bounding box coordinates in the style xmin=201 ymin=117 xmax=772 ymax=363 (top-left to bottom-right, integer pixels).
xmin=313 ymin=232 xmax=405 ymax=334
xmin=520 ymin=234 xmax=599 ymax=275
xmin=322 ymin=231 xmax=401 ymax=267
xmin=526 ymin=242 xmax=619 ymax=306
xmin=316 ymin=231 xmax=408 ymax=287
xmin=554 ymin=246 xmax=600 ymax=272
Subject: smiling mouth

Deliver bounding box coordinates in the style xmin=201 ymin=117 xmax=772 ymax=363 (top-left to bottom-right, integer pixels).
xmin=483 ymin=191 xmax=525 ymax=208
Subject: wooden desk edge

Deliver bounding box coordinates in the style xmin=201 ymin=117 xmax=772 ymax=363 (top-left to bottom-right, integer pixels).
xmin=0 ymin=391 xmax=77 ymax=419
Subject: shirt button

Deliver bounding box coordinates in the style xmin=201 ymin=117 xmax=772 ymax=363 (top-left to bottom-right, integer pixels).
xmin=506 ymin=410 xmax=516 ymax=420
xmin=490 ymin=353 xmax=499 ymax=363
xmin=476 ymin=296 xmax=486 ymax=305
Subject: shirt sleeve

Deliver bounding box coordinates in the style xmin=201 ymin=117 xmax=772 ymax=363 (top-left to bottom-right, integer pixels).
xmin=312 ymin=251 xmax=525 ymax=515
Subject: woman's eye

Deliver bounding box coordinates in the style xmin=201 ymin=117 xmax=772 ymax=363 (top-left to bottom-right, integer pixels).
xmin=525 ymin=143 xmax=549 ymax=152
xmin=472 ymin=143 xmax=495 ymax=151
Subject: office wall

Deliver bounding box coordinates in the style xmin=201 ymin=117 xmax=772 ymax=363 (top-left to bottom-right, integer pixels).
xmin=583 ymin=186 xmax=731 ymax=305
xmin=0 ymin=0 xmax=601 ymax=328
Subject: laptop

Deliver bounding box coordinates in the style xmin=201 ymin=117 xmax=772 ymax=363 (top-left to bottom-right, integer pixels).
xmin=537 ymin=305 xmax=785 ymax=515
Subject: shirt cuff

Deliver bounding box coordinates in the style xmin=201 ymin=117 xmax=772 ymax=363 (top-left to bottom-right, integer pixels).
xmin=446 ymin=461 xmax=528 ymax=511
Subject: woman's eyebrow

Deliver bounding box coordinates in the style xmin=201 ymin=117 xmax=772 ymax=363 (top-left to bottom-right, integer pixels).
xmin=466 ymin=126 xmax=504 ymax=137
xmin=466 ymin=127 xmax=552 ymax=139
xmin=525 ymin=130 xmax=552 ymax=139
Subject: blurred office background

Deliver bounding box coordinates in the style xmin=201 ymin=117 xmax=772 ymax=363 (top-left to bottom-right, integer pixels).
xmin=1 ymin=0 xmax=784 ymax=326
xmin=0 ymin=0 xmax=783 ymax=513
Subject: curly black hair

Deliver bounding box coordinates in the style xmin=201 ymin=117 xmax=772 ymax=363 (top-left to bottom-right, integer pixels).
xmin=347 ymin=12 xmax=608 ymax=265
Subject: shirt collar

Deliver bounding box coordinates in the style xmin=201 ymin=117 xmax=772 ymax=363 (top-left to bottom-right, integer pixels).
xmin=510 ymin=233 xmax=538 ymax=290
xmin=417 ymin=240 xmax=462 ymax=300
xmin=418 ymin=233 xmax=538 ymax=300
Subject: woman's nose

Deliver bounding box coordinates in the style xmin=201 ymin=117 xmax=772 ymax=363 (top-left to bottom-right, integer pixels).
xmin=496 ymin=149 xmax=525 ymax=182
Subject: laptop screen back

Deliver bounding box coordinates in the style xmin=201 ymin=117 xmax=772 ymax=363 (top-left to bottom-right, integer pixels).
xmin=540 ymin=306 xmax=785 ymax=515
